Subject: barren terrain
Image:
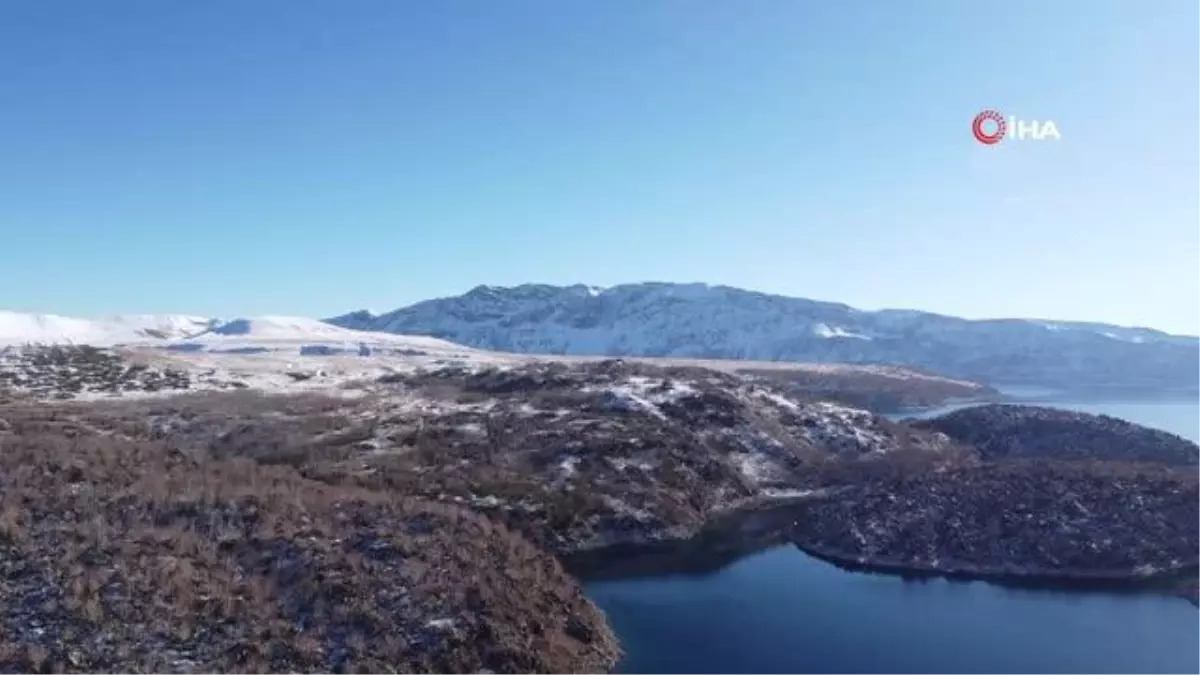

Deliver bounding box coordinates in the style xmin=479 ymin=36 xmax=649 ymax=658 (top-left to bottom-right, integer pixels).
xmin=1 ymin=344 xmax=1195 ymax=672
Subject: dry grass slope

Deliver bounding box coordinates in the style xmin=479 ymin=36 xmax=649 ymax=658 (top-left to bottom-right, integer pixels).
xmin=0 ymin=403 xmax=618 ymax=674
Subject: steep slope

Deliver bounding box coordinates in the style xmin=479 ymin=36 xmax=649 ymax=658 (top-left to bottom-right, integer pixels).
xmin=328 ymin=283 xmax=1199 ymax=391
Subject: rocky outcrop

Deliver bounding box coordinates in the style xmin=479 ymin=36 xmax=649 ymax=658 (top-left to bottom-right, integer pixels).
xmin=787 ymin=404 xmax=1200 ymax=587
xmin=791 ymin=459 xmax=1199 ymax=583
xmin=913 ymin=404 xmax=1199 ymax=466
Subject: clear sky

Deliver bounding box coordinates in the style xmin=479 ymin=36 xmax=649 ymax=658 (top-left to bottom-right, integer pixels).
xmin=2 ymin=1 xmax=1197 ymax=333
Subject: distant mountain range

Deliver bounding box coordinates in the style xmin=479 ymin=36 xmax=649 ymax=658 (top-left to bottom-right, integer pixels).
xmin=5 ymin=283 xmax=1196 ymax=393
xmin=327 ymin=282 xmax=1200 ymax=392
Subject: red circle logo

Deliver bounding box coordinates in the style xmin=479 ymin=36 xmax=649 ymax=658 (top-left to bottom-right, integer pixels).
xmin=972 ymin=110 xmax=1006 ymax=145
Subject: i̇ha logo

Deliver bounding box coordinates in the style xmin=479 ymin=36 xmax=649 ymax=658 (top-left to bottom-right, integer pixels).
xmin=972 ymin=109 xmax=1061 ymax=145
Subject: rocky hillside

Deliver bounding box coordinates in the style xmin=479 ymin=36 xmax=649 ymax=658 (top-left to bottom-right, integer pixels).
xmin=1 ymin=357 xmax=964 ymax=672
xmin=913 ymin=404 xmax=1200 ymax=466
xmin=0 ymin=400 xmax=617 ymax=673
xmin=26 ymin=353 xmax=1194 ymax=582
xmin=0 ymin=345 xmax=197 ymax=399
xmin=793 ymin=459 xmax=1198 ymax=582
xmin=328 ymin=282 xmax=1199 ymax=391
xmin=110 ymin=360 xmax=966 ymax=555
xmin=2 ymin=347 xmax=1197 ymax=672
xmin=793 ymin=404 xmax=1200 ymax=583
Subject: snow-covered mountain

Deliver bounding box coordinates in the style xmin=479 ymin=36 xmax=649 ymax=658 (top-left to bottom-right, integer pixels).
xmin=0 ymin=312 xmax=472 ymax=357
xmin=0 ymin=311 xmax=218 ymax=346
xmin=327 ymin=283 xmax=1200 ymax=391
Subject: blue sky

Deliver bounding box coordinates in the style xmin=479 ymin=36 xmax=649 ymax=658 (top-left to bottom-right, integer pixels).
xmin=2 ymin=1 xmax=1197 ymax=333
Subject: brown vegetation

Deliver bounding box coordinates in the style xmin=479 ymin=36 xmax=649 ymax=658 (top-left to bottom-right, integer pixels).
xmin=0 ymin=400 xmax=618 ymax=673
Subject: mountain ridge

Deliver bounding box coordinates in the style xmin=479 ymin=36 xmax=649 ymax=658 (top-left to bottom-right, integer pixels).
xmin=325 ymin=282 xmax=1200 ymax=391
xmin=5 ymin=281 xmax=1197 ymax=392
xmin=347 ymin=282 xmax=1199 ymax=339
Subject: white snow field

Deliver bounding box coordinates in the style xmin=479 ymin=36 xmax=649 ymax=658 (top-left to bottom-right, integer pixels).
xmin=0 ymin=312 xmax=468 ymax=354
xmin=0 ymin=311 xmax=217 ymax=346
xmin=162 ymin=315 xmax=475 ymax=357
xmin=0 ymin=312 xmax=500 ymax=398
xmin=0 ymin=310 xmax=988 ymax=401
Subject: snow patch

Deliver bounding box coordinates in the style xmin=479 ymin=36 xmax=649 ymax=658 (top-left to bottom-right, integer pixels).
xmin=731 ymin=451 xmax=783 ymax=485
xmin=761 ymin=487 xmax=822 ymax=499
xmin=608 ymin=456 xmax=655 ymax=471
xmin=756 ymin=389 xmax=800 ymax=411
xmin=813 ymin=323 xmax=873 ymax=340
xmin=559 ymin=455 xmax=581 ymax=477
xmin=600 ymin=495 xmax=655 ymax=523
xmin=594 ymin=383 xmax=668 ymax=420
xmin=585 ymin=375 xmax=699 ymax=420
xmin=794 ymin=402 xmax=892 ymax=454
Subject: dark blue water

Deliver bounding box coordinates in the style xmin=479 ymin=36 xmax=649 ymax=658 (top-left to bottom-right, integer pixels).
xmin=586 ymin=397 xmax=1200 ymax=674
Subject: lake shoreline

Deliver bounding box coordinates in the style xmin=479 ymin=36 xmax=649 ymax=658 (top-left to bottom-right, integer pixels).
xmin=562 ymin=498 xmax=812 ymax=582
xmin=585 ymin=395 xmax=1200 ymax=674
xmin=586 ymin=543 xmax=1200 ymax=675
xmin=794 ymin=542 xmax=1199 ymax=597
xmin=565 ymin=497 xmax=1198 ymax=602
xmin=890 ymin=387 xmax=1200 ymax=420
